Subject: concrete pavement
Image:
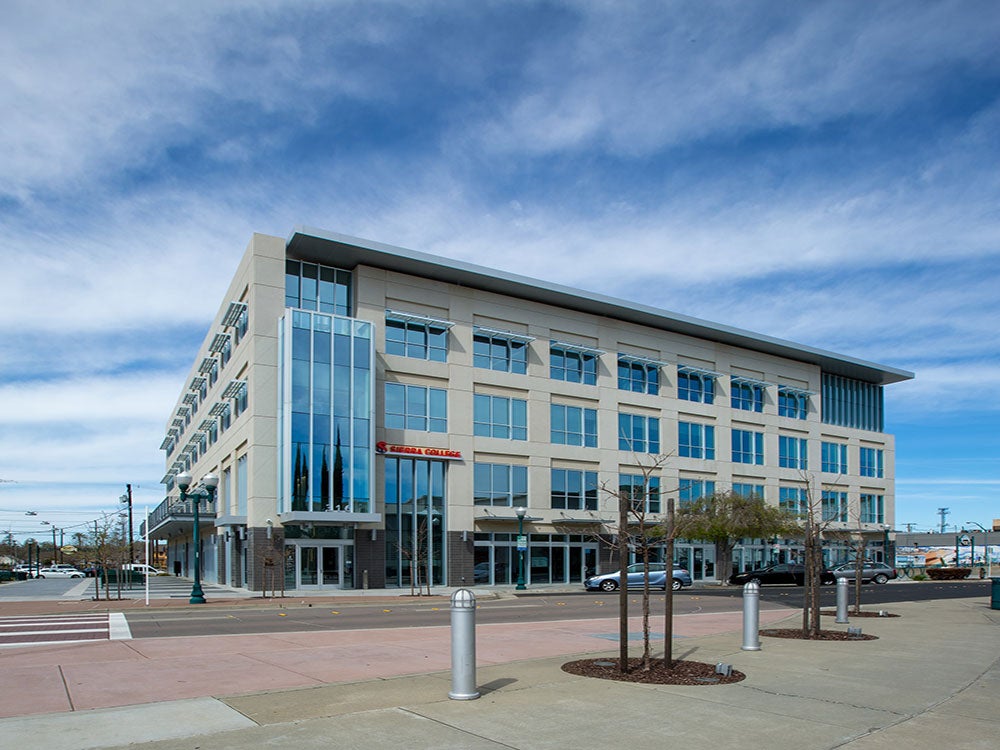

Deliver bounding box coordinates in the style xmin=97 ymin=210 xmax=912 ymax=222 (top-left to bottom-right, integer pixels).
xmin=0 ymin=594 xmax=997 ymax=749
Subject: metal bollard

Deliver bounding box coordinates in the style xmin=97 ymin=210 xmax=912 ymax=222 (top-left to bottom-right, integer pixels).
xmin=448 ymin=588 xmax=480 ymax=700
xmin=741 ymin=581 xmax=761 ymax=651
xmin=835 ymin=577 xmax=849 ymax=623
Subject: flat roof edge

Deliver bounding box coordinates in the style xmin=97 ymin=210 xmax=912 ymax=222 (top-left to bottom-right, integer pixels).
xmin=286 ymin=226 xmax=914 ymax=386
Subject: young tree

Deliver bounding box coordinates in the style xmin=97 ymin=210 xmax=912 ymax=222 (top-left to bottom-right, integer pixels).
xmin=598 ymin=453 xmax=673 ymax=673
xmin=676 ymin=490 xmax=799 ymax=585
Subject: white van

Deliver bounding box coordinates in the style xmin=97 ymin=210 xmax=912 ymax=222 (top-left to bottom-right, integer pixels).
xmin=122 ymin=564 xmax=167 ymax=576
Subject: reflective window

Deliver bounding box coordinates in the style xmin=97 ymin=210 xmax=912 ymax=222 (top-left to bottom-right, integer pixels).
xmin=731 ymin=429 xmax=764 ymax=465
xmin=860 ymin=447 xmax=884 ymax=478
xmin=286 ymin=260 xmax=352 ymax=316
xmin=618 ymin=413 xmax=660 ymax=454
xmin=732 ymin=483 xmax=764 ymax=499
xmin=679 ymin=478 xmax=715 ymax=505
xmin=821 ymin=442 xmax=848 ymax=474
xmin=731 ymin=378 xmax=764 ymax=412
xmin=779 ymin=435 xmax=808 ymax=469
xmin=474 ymin=394 xmax=527 ymax=440
xmin=619 ymin=474 xmax=660 ymax=514
xmin=551 ymin=468 xmax=598 ymax=510
xmin=860 ymin=493 xmax=884 ymax=524
xmin=474 ymin=332 xmax=528 ymax=374
xmin=618 ymin=358 xmax=659 ymax=395
xmin=550 ymin=345 xmax=598 ymax=385
xmin=778 ymin=387 xmax=809 ymax=419
xmin=385 ymin=383 xmax=447 ymax=433
xmin=474 ymin=463 xmax=527 ymax=506
xmin=821 ymin=490 xmax=848 ymax=522
xmin=551 ymin=404 xmax=598 ymax=447
xmin=678 ymin=368 xmax=715 ymax=404
xmin=386 ymin=318 xmax=448 ymax=362
xmin=779 ymin=486 xmax=808 ymax=516
xmin=679 ymin=422 xmax=715 ymax=460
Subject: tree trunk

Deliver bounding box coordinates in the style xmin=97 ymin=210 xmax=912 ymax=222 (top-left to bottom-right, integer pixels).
xmin=618 ymin=495 xmax=629 ymax=673
xmin=664 ymin=498 xmax=675 ymax=667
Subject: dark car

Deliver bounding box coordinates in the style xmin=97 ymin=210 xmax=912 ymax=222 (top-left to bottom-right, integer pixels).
xmin=828 ymin=561 xmax=897 ymax=584
xmin=729 ymin=563 xmax=835 ymax=586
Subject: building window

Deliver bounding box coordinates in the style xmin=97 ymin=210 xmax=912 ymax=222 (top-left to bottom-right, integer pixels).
xmin=679 ymin=422 xmax=715 ymax=460
xmin=821 ymin=373 xmax=884 ymax=432
xmin=821 ymin=442 xmax=848 ymax=474
xmin=619 ymin=474 xmax=660 ymax=514
xmin=860 ymin=493 xmax=884 ymax=524
xmin=732 ymin=483 xmax=764 ymax=499
xmin=860 ymin=447 xmax=884 ymax=478
xmin=778 ymin=387 xmax=809 ymax=419
xmin=821 ymin=490 xmax=848 ymax=522
xmin=551 ymin=468 xmax=598 ymax=511
xmin=731 ymin=378 xmax=765 ymax=412
xmin=779 ymin=435 xmax=808 ymax=470
xmin=474 ymin=394 xmax=527 ymax=440
xmin=473 ymin=328 xmax=531 ymax=374
xmin=385 ymin=315 xmax=450 ymax=362
xmin=286 ymin=259 xmax=352 ymax=316
xmin=618 ymin=357 xmax=659 ymax=395
xmin=779 ymin=486 xmax=808 ymax=517
xmin=550 ymin=343 xmax=600 ymax=385
xmin=678 ymin=367 xmax=715 ymax=404
xmin=731 ymin=429 xmax=764 ymax=465
xmin=679 ymin=478 xmax=715 ymax=505
xmin=551 ymin=404 xmax=598 ymax=447
xmin=385 ymin=383 xmax=447 ymax=433
xmin=618 ymin=413 xmax=660 ymax=454
xmin=474 ymin=463 xmax=527 ymax=506
xmin=235 ymin=454 xmax=248 ymax=515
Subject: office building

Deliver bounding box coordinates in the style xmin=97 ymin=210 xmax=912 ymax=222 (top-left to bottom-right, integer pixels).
xmin=147 ymin=227 xmax=913 ymax=591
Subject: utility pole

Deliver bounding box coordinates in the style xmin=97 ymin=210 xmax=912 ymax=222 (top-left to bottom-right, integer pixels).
xmin=938 ymin=507 xmax=950 ymax=534
xmin=122 ymin=484 xmax=134 ymax=563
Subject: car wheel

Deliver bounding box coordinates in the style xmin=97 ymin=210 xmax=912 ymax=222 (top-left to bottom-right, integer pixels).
xmin=671 ymin=578 xmax=683 ymax=591
xmin=873 ymin=574 xmax=888 ymax=584
xmin=749 ymin=577 xmax=762 ymax=586
xmin=599 ymin=579 xmax=618 ymax=592
xmin=71 ymin=574 xmax=83 ymax=578
xmin=38 ymin=574 xmax=46 ymax=579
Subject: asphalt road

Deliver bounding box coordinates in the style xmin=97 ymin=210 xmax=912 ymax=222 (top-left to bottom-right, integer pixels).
xmin=121 ymin=580 xmax=992 ymax=638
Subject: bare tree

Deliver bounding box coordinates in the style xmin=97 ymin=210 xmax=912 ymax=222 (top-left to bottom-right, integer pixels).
xmin=598 ymin=453 xmax=673 ymax=673
xmin=797 ymin=476 xmax=847 ymax=638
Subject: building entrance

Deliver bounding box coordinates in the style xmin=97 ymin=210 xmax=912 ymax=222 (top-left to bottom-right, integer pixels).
xmin=284 ymin=541 xmax=353 ymax=589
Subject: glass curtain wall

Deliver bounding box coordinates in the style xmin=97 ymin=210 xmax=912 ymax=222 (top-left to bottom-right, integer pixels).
xmin=384 ymin=458 xmax=446 ymax=587
xmin=278 ymin=310 xmax=373 ymax=513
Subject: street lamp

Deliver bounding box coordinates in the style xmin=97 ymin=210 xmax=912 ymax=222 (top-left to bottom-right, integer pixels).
xmin=176 ymin=471 xmax=219 ymax=604
xmin=967 ymin=521 xmax=992 ymax=577
xmin=515 ymin=506 xmax=527 ymax=591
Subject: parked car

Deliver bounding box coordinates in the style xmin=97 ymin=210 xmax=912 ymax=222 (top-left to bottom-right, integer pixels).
xmin=828 ymin=561 xmax=897 ymax=584
xmin=585 ymin=563 xmax=693 ymax=592
xmin=729 ymin=563 xmax=835 ymax=586
xmin=37 ymin=566 xmax=85 ymax=578
xmin=11 ymin=564 xmax=38 ymax=578
xmin=122 ymin=564 xmax=167 ymax=576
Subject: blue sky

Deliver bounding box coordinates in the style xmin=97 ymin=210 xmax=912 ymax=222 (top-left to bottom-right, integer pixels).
xmin=1 ymin=1 xmax=998 ymax=542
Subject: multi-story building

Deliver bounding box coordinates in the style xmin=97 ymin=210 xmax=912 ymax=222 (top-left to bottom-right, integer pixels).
xmin=147 ymin=227 xmax=913 ymax=591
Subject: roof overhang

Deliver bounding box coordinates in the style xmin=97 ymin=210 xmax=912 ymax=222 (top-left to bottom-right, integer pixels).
xmin=287 ymin=226 xmax=914 ymax=385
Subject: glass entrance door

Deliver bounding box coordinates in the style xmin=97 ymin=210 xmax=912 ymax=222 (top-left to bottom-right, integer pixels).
xmin=290 ymin=542 xmax=352 ymax=589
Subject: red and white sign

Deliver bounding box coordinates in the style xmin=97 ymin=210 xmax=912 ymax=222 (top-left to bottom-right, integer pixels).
xmin=375 ymin=441 xmax=462 ymax=460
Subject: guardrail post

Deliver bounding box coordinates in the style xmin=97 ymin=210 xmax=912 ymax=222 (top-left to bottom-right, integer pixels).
xmin=449 ymin=588 xmax=480 ymax=700
xmin=835 ymin=576 xmax=850 ymax=623
xmin=741 ymin=581 xmax=761 ymax=651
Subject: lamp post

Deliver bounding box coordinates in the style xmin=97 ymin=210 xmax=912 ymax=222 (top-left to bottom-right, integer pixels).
xmin=967 ymin=521 xmax=992 ymax=577
xmin=175 ymin=471 xmax=219 ymax=604
xmin=515 ymin=506 xmax=527 ymax=590
xmin=120 ymin=484 xmax=134 ymax=564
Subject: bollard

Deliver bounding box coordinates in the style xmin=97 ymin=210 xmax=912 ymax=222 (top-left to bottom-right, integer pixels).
xmin=835 ymin=576 xmax=849 ymax=623
xmin=741 ymin=581 xmax=761 ymax=651
xmin=449 ymin=588 xmax=480 ymax=700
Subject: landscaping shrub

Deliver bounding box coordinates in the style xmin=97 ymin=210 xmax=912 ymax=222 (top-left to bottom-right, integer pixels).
xmin=926 ymin=567 xmax=971 ymax=580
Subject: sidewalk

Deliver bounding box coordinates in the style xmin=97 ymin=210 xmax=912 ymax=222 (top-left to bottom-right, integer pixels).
xmin=1 ymin=596 xmax=997 ymax=749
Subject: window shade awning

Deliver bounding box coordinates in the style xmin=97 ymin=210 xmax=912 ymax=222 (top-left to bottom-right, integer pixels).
xmin=222 ymin=300 xmax=248 ymax=327
xmin=618 ymin=353 xmax=668 ymax=368
xmin=550 ymin=339 xmax=605 ymax=357
xmin=385 ymin=309 xmax=455 ymax=328
xmin=678 ymin=364 xmax=723 ymax=379
xmin=209 ymin=333 xmax=231 ymax=353
xmin=222 ymin=380 xmax=247 ymax=399
xmin=473 ymin=325 xmax=535 ymax=344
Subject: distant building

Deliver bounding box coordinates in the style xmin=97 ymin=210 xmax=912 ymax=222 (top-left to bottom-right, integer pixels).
xmin=145 ymin=228 xmax=913 ymax=591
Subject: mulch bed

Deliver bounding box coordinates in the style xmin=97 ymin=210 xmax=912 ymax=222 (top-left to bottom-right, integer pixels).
xmin=760 ymin=628 xmax=878 ymax=641
xmin=562 ymin=658 xmax=746 ymax=685
xmin=820 ymin=609 xmax=900 ymax=618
